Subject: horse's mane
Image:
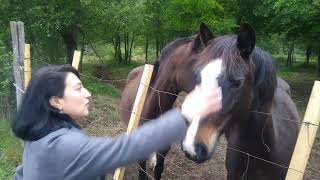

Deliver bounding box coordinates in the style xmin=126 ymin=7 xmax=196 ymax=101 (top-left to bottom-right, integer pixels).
xmin=206 ymin=35 xmax=277 ymax=106
xmin=251 ymin=48 xmax=277 ymax=105
xmin=150 ymin=37 xmax=193 ymax=84
xmin=158 ymin=37 xmax=192 ymax=63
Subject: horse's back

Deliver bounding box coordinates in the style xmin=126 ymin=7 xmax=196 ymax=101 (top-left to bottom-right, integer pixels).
xmin=277 ymin=77 xmax=291 ymax=96
xmin=119 ymin=66 xmax=144 ymax=124
xmin=271 ymin=85 xmax=300 ymax=165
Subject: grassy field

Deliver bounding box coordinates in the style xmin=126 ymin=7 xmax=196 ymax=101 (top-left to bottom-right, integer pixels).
xmin=0 ymin=53 xmax=319 ymax=179
xmin=0 ymin=120 xmax=22 ymax=179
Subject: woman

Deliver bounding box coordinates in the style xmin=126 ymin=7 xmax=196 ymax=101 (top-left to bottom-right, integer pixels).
xmin=12 ymin=64 xmax=221 ymax=180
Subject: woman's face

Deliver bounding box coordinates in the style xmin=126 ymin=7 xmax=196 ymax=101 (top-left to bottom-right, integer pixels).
xmin=61 ymin=72 xmax=91 ymax=120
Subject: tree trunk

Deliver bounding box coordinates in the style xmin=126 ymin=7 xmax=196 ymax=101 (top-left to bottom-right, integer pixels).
xmin=79 ymin=34 xmax=85 ymax=72
xmin=145 ymin=36 xmax=149 ymax=63
xmin=287 ymin=43 xmax=294 ymax=67
xmin=129 ymin=32 xmax=134 ymax=62
xmin=61 ymin=30 xmax=77 ymax=64
xmin=318 ymin=48 xmax=320 ymax=77
xmin=60 ymin=0 xmax=80 ymax=64
xmin=156 ymin=37 xmax=159 ymax=58
xmin=305 ymin=47 xmax=312 ymax=64
xmin=117 ymin=35 xmax=122 ymax=64
xmin=124 ymin=32 xmax=128 ymax=63
xmin=161 ymin=40 xmax=164 ymax=52
xmin=113 ymin=33 xmax=122 ymax=64
xmin=291 ymin=46 xmax=294 ymax=61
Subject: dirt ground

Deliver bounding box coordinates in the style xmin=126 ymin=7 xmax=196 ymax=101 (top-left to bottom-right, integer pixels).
xmin=82 ymin=73 xmax=320 ymax=180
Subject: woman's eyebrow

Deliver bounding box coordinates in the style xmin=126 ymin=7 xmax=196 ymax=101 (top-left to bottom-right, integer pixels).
xmin=72 ymin=82 xmax=82 ymax=88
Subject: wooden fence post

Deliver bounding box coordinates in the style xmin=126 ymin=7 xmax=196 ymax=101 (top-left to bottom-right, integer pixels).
xmin=72 ymin=50 xmax=81 ymax=70
xmin=113 ymin=64 xmax=154 ymax=180
xmin=10 ymin=21 xmax=25 ymax=109
xmin=285 ymin=81 xmax=320 ymax=180
xmin=24 ymin=44 xmax=31 ymax=89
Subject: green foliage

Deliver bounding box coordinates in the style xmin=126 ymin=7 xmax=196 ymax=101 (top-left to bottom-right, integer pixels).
xmin=163 ymin=0 xmax=235 ymax=35
xmin=0 ymin=120 xmax=23 ymax=179
xmin=0 ymin=0 xmax=82 ymax=63
xmin=0 ymin=0 xmax=319 ymax=76
xmin=0 ymin=52 xmax=11 ymax=97
xmin=257 ymin=34 xmax=287 ymax=55
xmin=263 ymin=0 xmax=320 ymax=46
xmin=0 ymin=33 xmax=13 ymax=118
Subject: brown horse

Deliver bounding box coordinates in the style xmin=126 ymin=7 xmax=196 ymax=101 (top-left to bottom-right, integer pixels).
xmin=120 ymin=23 xmax=299 ymax=180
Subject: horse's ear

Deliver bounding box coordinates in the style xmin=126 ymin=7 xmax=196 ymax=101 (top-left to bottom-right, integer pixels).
xmin=237 ymin=23 xmax=256 ymax=59
xmin=193 ymin=22 xmax=214 ymax=52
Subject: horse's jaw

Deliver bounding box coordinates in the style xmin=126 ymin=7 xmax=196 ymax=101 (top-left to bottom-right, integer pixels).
xmin=182 ymin=133 xmax=221 ymax=163
xmin=181 ymin=116 xmax=222 ymax=163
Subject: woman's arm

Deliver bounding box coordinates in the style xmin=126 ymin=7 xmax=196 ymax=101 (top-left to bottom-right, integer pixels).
xmin=60 ymin=108 xmax=187 ymax=179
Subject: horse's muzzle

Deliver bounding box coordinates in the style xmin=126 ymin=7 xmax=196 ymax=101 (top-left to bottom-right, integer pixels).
xmin=182 ymin=142 xmax=208 ymax=163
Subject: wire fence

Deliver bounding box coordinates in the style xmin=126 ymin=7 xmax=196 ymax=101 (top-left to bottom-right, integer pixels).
xmin=8 ymin=57 xmax=320 ymax=179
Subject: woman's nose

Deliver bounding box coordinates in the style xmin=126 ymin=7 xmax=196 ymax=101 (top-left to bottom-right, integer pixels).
xmin=83 ymin=87 xmax=91 ymax=98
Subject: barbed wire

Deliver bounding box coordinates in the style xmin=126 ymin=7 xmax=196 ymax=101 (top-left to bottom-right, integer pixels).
xmin=12 ymin=83 xmax=25 ymax=94
xmin=250 ymin=111 xmax=319 ymax=127
xmin=155 ymin=152 xmax=209 ymax=180
xmin=226 ymin=146 xmax=303 ymax=173
xmin=241 ymin=153 xmax=250 ymax=180
xmin=113 ymin=99 xmax=320 ymax=178
xmin=136 ymin=163 xmax=156 ymax=180
xmin=89 ymin=95 xmax=320 ymax=179
xmin=80 ymin=73 xmax=127 ymax=83
xmin=7 ymin=56 xmax=320 ymax=179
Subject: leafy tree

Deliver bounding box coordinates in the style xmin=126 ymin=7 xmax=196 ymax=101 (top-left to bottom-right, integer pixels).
xmin=0 ymin=0 xmax=81 ymax=64
xmin=265 ymin=0 xmax=320 ymax=72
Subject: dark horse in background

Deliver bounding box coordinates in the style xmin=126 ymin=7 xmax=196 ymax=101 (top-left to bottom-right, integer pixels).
xmin=120 ymin=23 xmax=299 ymax=180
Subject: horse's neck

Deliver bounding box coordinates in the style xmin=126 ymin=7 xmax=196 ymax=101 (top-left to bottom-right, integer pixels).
xmin=225 ymin=103 xmax=275 ymax=154
xmin=142 ymin=90 xmax=178 ymax=120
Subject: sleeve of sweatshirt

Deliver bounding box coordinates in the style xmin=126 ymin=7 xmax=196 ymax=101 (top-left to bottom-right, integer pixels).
xmin=13 ymin=165 xmax=23 ymax=180
xmin=60 ymin=108 xmax=188 ymax=179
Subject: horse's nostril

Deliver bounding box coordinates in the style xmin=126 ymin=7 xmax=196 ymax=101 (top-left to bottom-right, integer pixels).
xmin=194 ymin=72 xmax=202 ymax=85
xmin=194 ymin=143 xmax=208 ymax=163
xmin=180 ymin=142 xmax=184 ymax=152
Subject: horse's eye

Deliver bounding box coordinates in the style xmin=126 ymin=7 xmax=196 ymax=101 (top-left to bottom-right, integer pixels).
xmin=230 ymin=79 xmax=243 ymax=88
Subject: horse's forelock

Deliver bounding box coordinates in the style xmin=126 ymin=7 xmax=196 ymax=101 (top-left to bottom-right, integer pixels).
xmin=207 ymin=35 xmax=250 ymax=79
xmin=206 ymin=36 xmax=277 ymax=105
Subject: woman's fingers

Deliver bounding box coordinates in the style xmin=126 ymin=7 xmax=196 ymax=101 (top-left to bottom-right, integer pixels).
xmin=181 ymin=86 xmax=222 ymax=123
xmin=200 ymin=87 xmax=222 ymax=116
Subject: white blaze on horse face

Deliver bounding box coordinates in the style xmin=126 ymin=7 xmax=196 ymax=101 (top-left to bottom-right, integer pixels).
xmin=182 ymin=58 xmax=223 ymax=157
xmin=182 ymin=116 xmax=200 ymax=156
xmin=200 ymin=58 xmax=223 ymax=89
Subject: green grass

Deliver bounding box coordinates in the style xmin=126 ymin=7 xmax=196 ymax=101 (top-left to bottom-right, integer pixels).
xmin=273 ymin=54 xmax=318 ymax=78
xmin=81 ymin=75 xmax=121 ymax=98
xmin=0 ymin=120 xmax=22 ymax=179
xmin=104 ymin=59 xmax=145 ymax=79
xmin=80 ymin=52 xmax=146 ymax=98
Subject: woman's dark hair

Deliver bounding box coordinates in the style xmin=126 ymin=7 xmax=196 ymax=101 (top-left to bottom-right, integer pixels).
xmin=12 ymin=64 xmax=81 ymax=141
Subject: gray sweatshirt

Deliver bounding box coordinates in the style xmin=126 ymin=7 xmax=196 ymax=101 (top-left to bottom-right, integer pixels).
xmin=13 ymin=109 xmax=187 ymax=180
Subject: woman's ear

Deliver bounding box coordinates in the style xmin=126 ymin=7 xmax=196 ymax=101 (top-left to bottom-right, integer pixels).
xmin=49 ymin=96 xmax=64 ymax=110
